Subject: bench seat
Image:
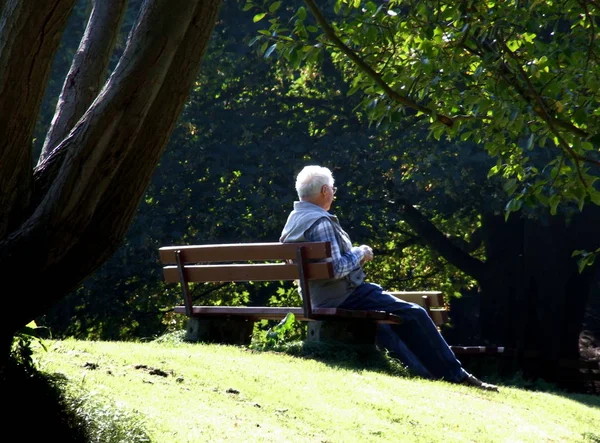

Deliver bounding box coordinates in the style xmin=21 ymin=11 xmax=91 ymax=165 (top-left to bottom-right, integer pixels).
xmin=173 ymin=305 xmax=403 ymax=323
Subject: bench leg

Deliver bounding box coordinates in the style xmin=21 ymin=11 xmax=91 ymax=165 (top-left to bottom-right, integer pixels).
xmin=307 ymin=320 xmax=377 ymax=345
xmin=185 ymin=317 xmax=254 ymax=345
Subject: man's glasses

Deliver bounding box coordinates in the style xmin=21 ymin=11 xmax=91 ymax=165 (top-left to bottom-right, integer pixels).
xmin=323 ymin=184 xmax=337 ymax=195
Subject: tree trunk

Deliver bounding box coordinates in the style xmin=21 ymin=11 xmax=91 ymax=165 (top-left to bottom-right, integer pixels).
xmin=478 ymin=209 xmax=600 ymax=388
xmin=0 ymin=1 xmax=77 ymax=237
xmin=478 ymin=213 xmax=526 ymax=348
xmin=0 ymin=0 xmax=223 ymax=348
xmin=40 ymin=0 xmax=130 ymax=163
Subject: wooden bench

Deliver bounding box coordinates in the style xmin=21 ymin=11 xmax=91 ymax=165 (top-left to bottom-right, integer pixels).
xmin=160 ymin=241 xmax=405 ymax=345
xmin=159 ymin=241 xmax=504 ymax=354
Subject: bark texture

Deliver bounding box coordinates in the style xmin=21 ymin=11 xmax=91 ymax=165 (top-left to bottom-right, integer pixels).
xmin=40 ymin=0 xmax=129 ymax=163
xmin=0 ymin=0 xmax=223 ymax=354
xmin=0 ymin=0 xmax=77 ymax=237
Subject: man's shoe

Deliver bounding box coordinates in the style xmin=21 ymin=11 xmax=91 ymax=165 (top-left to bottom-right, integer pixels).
xmin=461 ymin=374 xmax=499 ymax=392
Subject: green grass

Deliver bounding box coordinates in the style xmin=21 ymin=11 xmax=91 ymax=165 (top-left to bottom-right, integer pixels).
xmin=32 ymin=336 xmax=600 ymax=443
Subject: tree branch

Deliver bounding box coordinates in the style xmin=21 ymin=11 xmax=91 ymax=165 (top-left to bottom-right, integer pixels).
xmin=40 ymin=0 xmax=129 ymax=163
xmin=303 ymin=0 xmax=469 ymax=128
xmin=578 ymin=0 xmax=598 ymax=72
xmin=461 ymin=37 xmax=591 ymax=141
xmin=496 ymin=39 xmax=600 ymax=179
xmin=397 ymin=200 xmax=486 ymax=281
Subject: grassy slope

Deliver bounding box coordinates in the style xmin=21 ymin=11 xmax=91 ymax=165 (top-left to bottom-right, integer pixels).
xmin=33 ymin=338 xmax=600 ymax=443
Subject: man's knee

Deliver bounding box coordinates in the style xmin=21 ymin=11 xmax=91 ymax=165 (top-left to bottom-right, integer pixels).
xmin=402 ymin=303 xmax=430 ymax=322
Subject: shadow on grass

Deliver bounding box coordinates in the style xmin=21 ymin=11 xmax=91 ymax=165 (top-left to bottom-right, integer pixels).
xmin=454 ymin=353 xmax=600 ymax=407
xmin=267 ymin=339 xmax=414 ymax=378
xmin=1 ymin=357 xmax=91 ymax=442
xmin=1 ymin=353 xmax=152 ymax=442
xmin=260 ymin=339 xmax=600 ymax=409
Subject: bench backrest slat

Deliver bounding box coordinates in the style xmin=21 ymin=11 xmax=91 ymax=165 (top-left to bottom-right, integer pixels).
xmin=159 ymin=242 xmax=332 ymax=264
xmin=162 ymin=262 xmax=333 ymax=283
xmin=159 ymin=242 xmax=334 ymax=319
xmin=388 ymin=291 xmax=448 ymax=326
xmin=389 ymin=291 xmax=444 ymax=307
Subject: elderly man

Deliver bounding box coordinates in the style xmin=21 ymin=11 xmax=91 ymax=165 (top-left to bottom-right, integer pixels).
xmin=280 ymin=165 xmax=498 ymax=391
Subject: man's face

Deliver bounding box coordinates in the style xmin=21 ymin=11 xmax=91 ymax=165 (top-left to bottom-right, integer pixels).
xmin=322 ymin=184 xmax=336 ymax=211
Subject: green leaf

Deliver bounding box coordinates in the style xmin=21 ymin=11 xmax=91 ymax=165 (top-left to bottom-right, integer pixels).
xmin=265 ymin=312 xmax=296 ymax=344
xmin=525 ymin=133 xmax=534 ymax=151
xmin=334 ymin=0 xmax=342 ymax=14
xmin=581 ymin=142 xmax=594 ymax=151
xmin=549 ymin=194 xmax=560 ymax=215
xmin=589 ymin=188 xmax=600 ymax=206
xmin=504 ymin=198 xmax=522 ymax=220
xmin=503 ymin=178 xmax=518 ymax=195
xmin=487 ymin=164 xmax=501 ymax=178
xmin=297 ymin=6 xmax=307 ymax=21
xmin=253 ymin=12 xmax=267 ymax=23
xmin=306 ymin=47 xmax=320 ymax=65
xmin=269 ymin=1 xmax=281 ymax=13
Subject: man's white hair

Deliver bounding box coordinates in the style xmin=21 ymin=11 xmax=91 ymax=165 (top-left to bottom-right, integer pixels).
xmin=295 ymin=165 xmax=334 ymax=198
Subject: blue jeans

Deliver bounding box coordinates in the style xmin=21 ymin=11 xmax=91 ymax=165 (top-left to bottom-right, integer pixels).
xmin=338 ymin=283 xmax=468 ymax=382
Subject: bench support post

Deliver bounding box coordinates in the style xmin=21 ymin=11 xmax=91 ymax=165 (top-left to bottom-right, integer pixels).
xmin=296 ymin=245 xmax=313 ymax=318
xmin=185 ymin=317 xmax=254 ymax=345
xmin=175 ymin=250 xmax=193 ymax=317
xmin=307 ymin=320 xmax=378 ymax=346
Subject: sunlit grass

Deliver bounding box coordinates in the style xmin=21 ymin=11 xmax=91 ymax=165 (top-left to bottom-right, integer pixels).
xmin=33 ymin=337 xmax=600 ymax=442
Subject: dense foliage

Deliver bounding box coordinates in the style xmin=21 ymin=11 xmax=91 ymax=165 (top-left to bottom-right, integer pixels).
xmin=36 ymin=0 xmax=600 ymax=389
xmin=247 ymin=0 xmax=600 ymax=214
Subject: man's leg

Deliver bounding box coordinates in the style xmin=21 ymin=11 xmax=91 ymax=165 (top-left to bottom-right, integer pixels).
xmin=339 ymin=283 xmax=467 ymax=382
xmin=376 ymin=323 xmax=434 ymax=379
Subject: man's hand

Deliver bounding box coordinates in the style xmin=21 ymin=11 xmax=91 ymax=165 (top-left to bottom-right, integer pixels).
xmin=360 ymin=245 xmax=373 ymax=264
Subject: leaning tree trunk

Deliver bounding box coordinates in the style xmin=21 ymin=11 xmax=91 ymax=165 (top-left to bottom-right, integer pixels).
xmin=39 ymin=0 xmax=130 ymax=163
xmin=0 ymin=0 xmax=223 ymax=360
xmin=0 ymin=0 xmax=77 ymax=239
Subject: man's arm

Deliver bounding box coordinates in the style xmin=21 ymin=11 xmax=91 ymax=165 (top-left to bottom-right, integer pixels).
xmin=304 ymin=218 xmax=371 ymax=279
